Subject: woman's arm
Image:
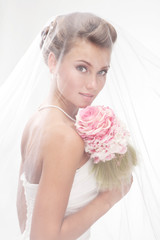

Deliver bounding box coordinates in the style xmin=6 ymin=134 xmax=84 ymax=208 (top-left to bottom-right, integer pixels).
xmin=30 ymin=125 xmax=133 ymax=240
xmin=16 ymin=161 xmax=27 ymax=233
xmin=59 ymin=177 xmax=133 ymax=240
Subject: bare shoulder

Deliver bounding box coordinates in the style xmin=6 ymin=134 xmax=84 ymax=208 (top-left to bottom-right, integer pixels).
xmin=42 ymin=123 xmax=84 ymax=150
xmin=41 ymin=123 xmax=85 ymax=171
xmin=20 ymin=109 xmax=85 ymax=178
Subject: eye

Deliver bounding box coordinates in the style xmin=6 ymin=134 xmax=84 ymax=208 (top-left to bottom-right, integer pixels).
xmin=76 ymin=65 xmax=87 ymax=73
xmin=98 ymin=69 xmax=108 ymax=76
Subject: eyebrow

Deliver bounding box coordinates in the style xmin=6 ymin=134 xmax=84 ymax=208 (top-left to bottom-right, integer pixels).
xmin=76 ymin=60 xmax=110 ymax=69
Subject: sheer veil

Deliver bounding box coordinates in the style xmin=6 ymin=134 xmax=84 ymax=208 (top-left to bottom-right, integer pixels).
xmin=0 ymin=13 xmax=160 ymax=239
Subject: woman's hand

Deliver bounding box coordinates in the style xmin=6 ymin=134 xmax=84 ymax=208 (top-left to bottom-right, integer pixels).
xmin=98 ymin=175 xmax=133 ymax=211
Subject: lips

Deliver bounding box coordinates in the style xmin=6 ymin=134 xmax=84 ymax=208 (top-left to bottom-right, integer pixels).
xmin=79 ymin=92 xmax=94 ymax=98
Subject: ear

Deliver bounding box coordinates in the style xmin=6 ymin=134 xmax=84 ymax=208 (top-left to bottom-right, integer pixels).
xmin=47 ymin=52 xmax=57 ymax=73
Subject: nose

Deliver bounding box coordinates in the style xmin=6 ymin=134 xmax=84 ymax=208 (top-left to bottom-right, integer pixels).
xmin=85 ymin=74 xmax=97 ymax=90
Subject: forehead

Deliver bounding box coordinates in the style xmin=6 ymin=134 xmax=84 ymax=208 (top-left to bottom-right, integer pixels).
xmin=62 ymin=39 xmax=111 ymax=66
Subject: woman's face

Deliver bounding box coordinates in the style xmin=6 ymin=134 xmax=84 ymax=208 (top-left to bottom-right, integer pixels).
xmin=52 ymin=39 xmax=111 ymax=108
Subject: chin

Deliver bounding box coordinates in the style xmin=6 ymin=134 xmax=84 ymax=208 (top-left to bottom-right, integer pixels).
xmin=78 ymin=103 xmax=92 ymax=108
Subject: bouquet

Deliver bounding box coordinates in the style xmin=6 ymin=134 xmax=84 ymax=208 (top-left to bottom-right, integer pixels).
xmin=75 ymin=106 xmax=137 ymax=190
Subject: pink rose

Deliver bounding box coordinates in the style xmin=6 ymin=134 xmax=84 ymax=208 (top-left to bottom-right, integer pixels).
xmin=76 ymin=106 xmax=116 ymax=140
xmin=75 ymin=106 xmax=129 ymax=163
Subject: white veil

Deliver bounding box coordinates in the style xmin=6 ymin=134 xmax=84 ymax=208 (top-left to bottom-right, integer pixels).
xmin=0 ymin=13 xmax=160 ymax=240
xmin=92 ymin=26 xmax=160 ymax=239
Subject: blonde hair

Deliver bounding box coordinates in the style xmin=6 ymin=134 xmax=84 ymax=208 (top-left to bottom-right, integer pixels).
xmin=91 ymin=144 xmax=138 ymax=190
xmin=40 ymin=12 xmax=117 ymax=64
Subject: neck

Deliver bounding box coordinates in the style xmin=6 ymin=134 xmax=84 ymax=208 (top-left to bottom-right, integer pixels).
xmin=42 ymin=89 xmax=79 ymax=120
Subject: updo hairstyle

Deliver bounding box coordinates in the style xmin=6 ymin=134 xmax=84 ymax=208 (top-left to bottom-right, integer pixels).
xmin=40 ymin=12 xmax=117 ymax=65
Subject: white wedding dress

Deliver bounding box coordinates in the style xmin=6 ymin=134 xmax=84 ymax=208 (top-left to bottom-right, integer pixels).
xmin=19 ymin=158 xmax=99 ymax=240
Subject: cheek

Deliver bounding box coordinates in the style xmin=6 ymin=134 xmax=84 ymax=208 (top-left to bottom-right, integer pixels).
xmin=65 ymin=69 xmax=84 ymax=90
xmin=57 ymin=70 xmax=82 ymax=94
xmin=98 ymin=79 xmax=106 ymax=92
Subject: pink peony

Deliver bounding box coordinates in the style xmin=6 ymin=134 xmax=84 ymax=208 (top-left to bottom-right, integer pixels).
xmin=75 ymin=106 xmax=129 ymax=163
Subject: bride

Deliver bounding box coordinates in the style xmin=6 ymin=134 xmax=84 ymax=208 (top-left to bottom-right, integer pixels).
xmin=1 ymin=10 xmax=159 ymax=240
xmin=16 ymin=12 xmax=133 ymax=240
